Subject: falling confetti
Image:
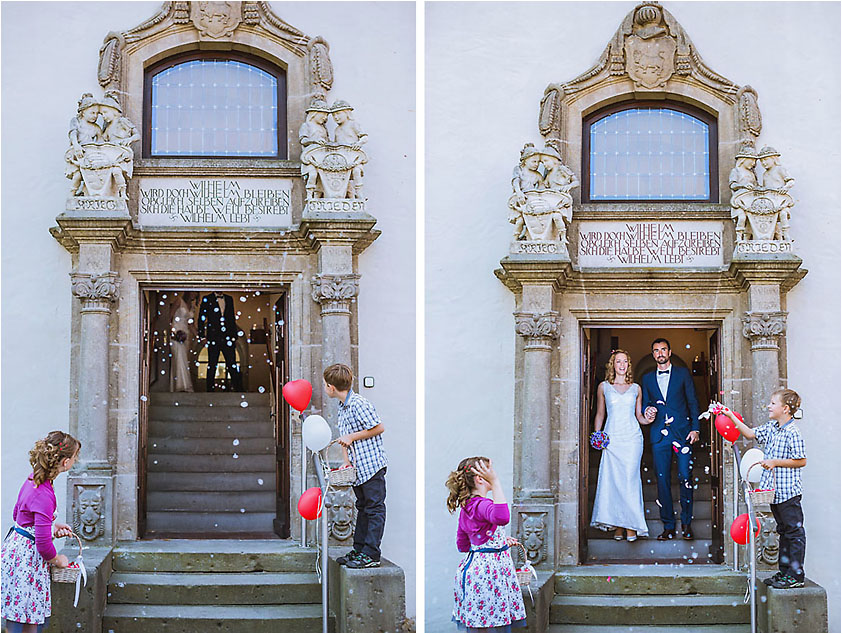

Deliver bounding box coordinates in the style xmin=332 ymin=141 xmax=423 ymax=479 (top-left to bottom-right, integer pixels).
xmin=665 ymin=416 xmax=674 ymax=424
xmin=661 ymin=429 xmax=669 ymax=436
xmin=240 ymin=401 xmax=249 ymax=408
xmin=233 ymin=439 xmax=240 ymax=446
xmin=681 ymin=447 xmax=690 ymax=454
xmin=258 ymin=386 xmax=266 ymax=393
xmin=233 ymin=453 xmax=239 ymax=459
xmin=140 ymin=395 xmax=148 ymax=402
xmin=257 ymin=478 xmax=264 ymax=485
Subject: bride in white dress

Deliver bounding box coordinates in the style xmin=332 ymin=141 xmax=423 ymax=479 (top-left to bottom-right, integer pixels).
xmin=590 ymin=350 xmax=651 ymax=541
xmin=169 ymin=293 xmax=197 ymax=393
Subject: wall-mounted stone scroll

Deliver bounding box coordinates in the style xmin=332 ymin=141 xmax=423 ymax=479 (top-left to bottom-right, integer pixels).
xmin=507 ymin=143 xmax=579 ymax=254
xmin=300 ymin=98 xmax=369 ymax=213
xmin=730 ymin=145 xmax=795 ymax=254
xmin=137 ymin=177 xmax=293 ymax=228
xmin=576 ymin=220 xmax=724 ymax=267
xmin=65 ymin=91 xmax=138 ymax=211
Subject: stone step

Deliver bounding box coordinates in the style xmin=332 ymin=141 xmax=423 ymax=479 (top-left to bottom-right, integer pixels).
xmin=585 ymin=538 xmax=714 ymax=562
xmin=149 ymin=421 xmax=274 ymax=438
xmin=112 ymin=540 xmax=315 ymax=573
xmin=147 ymin=472 xmax=276 ymax=492
xmin=554 ymin=565 xmax=747 ymax=595
xmin=147 ymin=453 xmax=275 ymax=472
xmin=550 ymin=594 xmax=750 ymax=625
xmin=549 ymin=624 xmax=750 ymax=632
xmin=643 ymin=500 xmax=712 ymax=519
xmin=148 ymin=436 xmax=275 ymax=454
xmin=587 ymin=519 xmax=712 ymax=540
xmin=146 ymin=511 xmax=276 ymax=533
xmin=150 ymin=392 xmax=270 ymax=407
xmin=107 ymin=571 xmax=320 ymax=605
xmin=149 ymin=405 xmax=271 ymax=422
xmin=147 ymin=491 xmax=276 ymax=513
xmin=102 ymin=603 xmax=325 ymax=632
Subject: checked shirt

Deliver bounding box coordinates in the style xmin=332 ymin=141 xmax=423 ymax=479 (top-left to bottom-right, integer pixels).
xmin=753 ymin=419 xmax=806 ymax=504
xmin=338 ymin=390 xmax=388 ymax=486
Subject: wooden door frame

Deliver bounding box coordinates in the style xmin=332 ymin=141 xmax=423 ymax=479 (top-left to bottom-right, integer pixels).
xmin=577 ymin=322 xmax=723 ymax=564
xmin=137 ymin=284 xmax=291 ymax=539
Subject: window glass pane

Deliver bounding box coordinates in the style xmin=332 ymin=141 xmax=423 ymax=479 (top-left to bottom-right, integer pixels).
xmin=150 ymin=59 xmax=278 ymax=156
xmin=590 ymin=108 xmax=710 ymax=200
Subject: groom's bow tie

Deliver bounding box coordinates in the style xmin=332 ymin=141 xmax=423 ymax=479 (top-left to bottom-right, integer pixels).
xmin=658 ymin=370 xmax=670 ymax=374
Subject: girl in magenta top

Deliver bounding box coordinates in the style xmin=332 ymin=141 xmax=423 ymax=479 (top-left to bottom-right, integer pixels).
xmin=447 ymin=457 xmax=526 ymax=632
xmin=2 ymin=431 xmax=80 ymax=633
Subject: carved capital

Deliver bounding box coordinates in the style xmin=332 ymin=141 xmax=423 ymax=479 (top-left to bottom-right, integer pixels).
xmin=742 ymin=311 xmax=786 ymax=350
xmin=311 ymin=274 xmax=360 ymax=316
xmin=71 ymin=272 xmax=120 ymax=312
xmin=514 ymin=311 xmax=560 ymax=350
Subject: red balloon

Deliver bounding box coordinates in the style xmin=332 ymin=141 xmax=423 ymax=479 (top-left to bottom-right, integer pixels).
xmin=297 ymin=487 xmax=322 ymax=520
xmin=714 ymin=413 xmax=740 ymax=443
xmin=729 ymin=513 xmax=761 ymax=545
xmin=283 ymin=380 xmax=312 ymax=412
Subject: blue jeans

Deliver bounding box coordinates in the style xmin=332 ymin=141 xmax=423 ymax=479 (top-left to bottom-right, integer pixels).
xmin=352 ymin=467 xmax=386 ymax=560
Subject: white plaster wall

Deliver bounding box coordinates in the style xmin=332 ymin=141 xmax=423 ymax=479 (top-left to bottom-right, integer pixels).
xmin=425 ymin=2 xmax=840 ymax=631
xmin=1 ymin=0 xmax=416 ymax=618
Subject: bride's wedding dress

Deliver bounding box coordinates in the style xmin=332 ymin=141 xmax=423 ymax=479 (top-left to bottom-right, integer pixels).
xmin=590 ymin=382 xmax=648 ymax=535
xmin=170 ymin=303 xmax=194 ymax=393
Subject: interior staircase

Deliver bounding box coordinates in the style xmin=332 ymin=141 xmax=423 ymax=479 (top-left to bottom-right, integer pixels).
xmin=103 ymin=540 xmax=330 ymax=632
xmin=549 ymin=564 xmax=750 ymax=632
xmin=146 ymin=392 xmax=276 ymax=536
xmin=586 ymin=437 xmax=716 ymax=562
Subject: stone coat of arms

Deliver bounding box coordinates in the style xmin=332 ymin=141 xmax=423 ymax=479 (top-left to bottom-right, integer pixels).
xmin=192 ymin=1 xmax=241 ymax=39
xmin=624 ymin=33 xmax=676 ymax=89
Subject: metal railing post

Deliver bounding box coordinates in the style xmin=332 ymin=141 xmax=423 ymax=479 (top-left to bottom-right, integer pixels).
xmin=313 ymin=453 xmax=329 ymax=634
xmin=745 ymin=481 xmax=758 ymax=634
xmin=301 ymin=438 xmax=308 ymax=548
xmin=732 ymin=443 xmax=741 ymax=572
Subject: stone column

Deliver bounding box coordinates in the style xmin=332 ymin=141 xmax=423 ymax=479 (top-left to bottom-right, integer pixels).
xmin=514 ymin=309 xmax=560 ymax=496
xmin=742 ymin=309 xmax=787 ymax=421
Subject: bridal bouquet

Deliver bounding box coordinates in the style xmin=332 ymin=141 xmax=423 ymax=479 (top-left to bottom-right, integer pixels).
xmin=589 ymin=430 xmax=609 ymax=450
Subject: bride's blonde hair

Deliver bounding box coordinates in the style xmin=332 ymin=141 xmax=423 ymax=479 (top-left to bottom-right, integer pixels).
xmin=604 ymin=349 xmax=634 ymax=384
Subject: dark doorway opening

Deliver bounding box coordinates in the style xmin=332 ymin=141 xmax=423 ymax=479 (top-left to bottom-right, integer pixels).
xmin=138 ymin=288 xmax=290 ymax=539
xmin=579 ymin=326 xmax=723 ymax=564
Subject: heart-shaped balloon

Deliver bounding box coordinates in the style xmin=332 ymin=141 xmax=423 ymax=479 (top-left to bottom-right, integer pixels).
xmin=714 ymin=413 xmax=740 ymax=443
xmin=297 ymin=487 xmax=322 ymax=520
xmin=282 ymin=380 xmax=312 ymax=412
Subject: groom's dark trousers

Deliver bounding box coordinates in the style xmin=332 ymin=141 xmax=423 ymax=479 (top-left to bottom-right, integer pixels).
xmin=642 ymin=365 xmax=700 ymax=531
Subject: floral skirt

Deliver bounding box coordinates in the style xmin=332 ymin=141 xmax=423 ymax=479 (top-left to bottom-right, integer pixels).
xmin=1 ymin=529 xmax=51 ymax=624
xmin=452 ymin=527 xmax=526 ymax=629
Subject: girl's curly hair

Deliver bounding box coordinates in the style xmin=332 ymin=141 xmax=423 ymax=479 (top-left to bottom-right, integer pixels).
xmin=445 ymin=456 xmax=488 ymax=513
xmin=29 ymin=431 xmax=81 ymax=487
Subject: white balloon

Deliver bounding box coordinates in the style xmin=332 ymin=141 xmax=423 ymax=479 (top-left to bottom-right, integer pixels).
xmin=740 ymin=448 xmax=765 ymax=482
xmin=302 ymin=414 xmax=332 ymax=452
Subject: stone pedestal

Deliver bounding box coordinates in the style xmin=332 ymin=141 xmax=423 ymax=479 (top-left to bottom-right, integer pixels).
xmin=757 ymin=579 xmax=828 ymax=632
xmin=328 ymin=550 xmax=407 ymax=632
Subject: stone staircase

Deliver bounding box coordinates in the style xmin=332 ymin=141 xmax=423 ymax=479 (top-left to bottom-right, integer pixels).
xmin=549 ymin=564 xmax=751 ymax=632
xmin=146 ymin=392 xmax=276 ymax=535
xmin=103 ymin=540 xmax=330 ymax=632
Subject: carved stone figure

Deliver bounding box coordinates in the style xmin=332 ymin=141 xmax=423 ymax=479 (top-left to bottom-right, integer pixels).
xmin=74 ymin=485 xmax=105 ymax=541
xmin=325 ymin=486 xmax=356 ymax=542
xmin=757 ymin=146 xmax=794 ymax=240
xmin=299 ymin=98 xmax=368 ymax=202
xmin=729 ymin=146 xmax=757 ymax=242
xmin=64 ymin=91 xmax=136 ymax=201
xmin=756 ymin=513 xmax=780 ymax=566
xmin=507 ymin=143 xmax=578 ymax=244
xmin=519 ymin=513 xmax=547 ymax=566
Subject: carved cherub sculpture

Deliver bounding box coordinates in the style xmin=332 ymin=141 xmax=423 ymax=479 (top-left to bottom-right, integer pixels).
xmin=757 ymin=146 xmax=794 ymax=240
xmin=65 ymin=93 xmax=102 ymax=196
xmin=508 ymin=143 xmax=543 ymax=239
xmin=540 ymin=145 xmax=579 ymax=242
xmin=728 ymin=146 xmax=757 ymax=241
xmin=97 ymin=91 xmax=137 ymax=199
xmin=331 ymin=100 xmax=368 ymax=198
xmin=298 ymin=98 xmax=331 ymax=199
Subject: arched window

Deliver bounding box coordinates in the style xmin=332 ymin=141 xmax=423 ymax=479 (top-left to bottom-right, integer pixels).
xmin=143 ymin=51 xmax=287 ymax=158
xmin=583 ymin=101 xmax=718 ymax=202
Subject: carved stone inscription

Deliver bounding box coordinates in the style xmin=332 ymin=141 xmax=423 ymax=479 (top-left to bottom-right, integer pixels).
xmin=577 ymin=220 xmax=723 ymax=267
xmin=137 ymin=177 xmax=293 ymax=227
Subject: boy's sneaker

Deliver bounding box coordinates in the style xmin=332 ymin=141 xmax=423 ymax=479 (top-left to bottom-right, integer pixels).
xmin=337 ymin=549 xmax=360 ymax=566
xmin=346 ymin=553 xmax=380 ymax=569
xmin=770 ymin=574 xmax=805 ymax=589
xmin=763 ymin=571 xmax=784 ymax=586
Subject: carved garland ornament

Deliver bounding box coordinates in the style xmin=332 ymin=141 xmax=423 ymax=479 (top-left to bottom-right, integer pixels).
xmin=311 ymin=274 xmax=360 ymax=315
xmin=742 ymin=311 xmax=786 ymax=351
xmin=514 ymin=311 xmax=561 ymax=350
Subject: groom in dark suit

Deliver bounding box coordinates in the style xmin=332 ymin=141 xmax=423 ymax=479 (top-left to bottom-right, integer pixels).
xmin=641 ymin=338 xmax=701 ymax=541
xmin=198 ymin=291 xmax=243 ymax=392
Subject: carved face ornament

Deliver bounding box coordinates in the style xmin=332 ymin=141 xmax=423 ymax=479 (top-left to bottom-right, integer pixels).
xmin=78 ymin=488 xmax=103 ymax=538
xmin=522 ymin=515 xmax=545 ymax=557
xmin=327 ymin=489 xmax=355 ymax=541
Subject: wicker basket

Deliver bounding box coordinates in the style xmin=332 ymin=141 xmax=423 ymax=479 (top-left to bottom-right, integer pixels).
xmin=51 ymin=533 xmax=83 ymax=583
xmin=326 ymin=441 xmax=357 ymax=486
xmin=512 ymin=542 xmax=535 ymax=586
xmin=747 ymin=462 xmax=775 ymax=505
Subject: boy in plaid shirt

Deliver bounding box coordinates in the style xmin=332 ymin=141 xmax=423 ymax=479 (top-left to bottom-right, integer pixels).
xmin=724 ymin=388 xmax=806 ymax=588
xmin=323 ymin=363 xmax=388 ymax=568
